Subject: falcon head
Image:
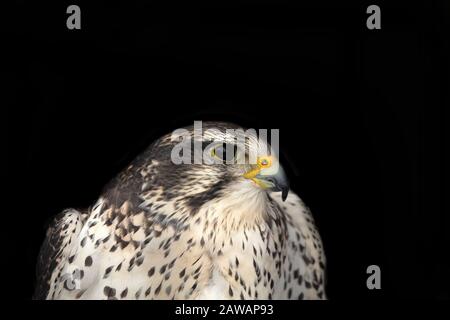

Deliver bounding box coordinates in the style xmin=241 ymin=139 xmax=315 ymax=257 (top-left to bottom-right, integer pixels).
xmin=134 ymin=121 xmax=289 ymax=211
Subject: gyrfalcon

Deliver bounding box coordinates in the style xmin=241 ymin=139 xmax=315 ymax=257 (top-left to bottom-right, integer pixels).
xmin=34 ymin=121 xmax=326 ymax=300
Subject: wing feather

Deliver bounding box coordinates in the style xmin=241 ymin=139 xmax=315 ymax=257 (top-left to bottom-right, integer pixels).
xmin=34 ymin=209 xmax=84 ymax=299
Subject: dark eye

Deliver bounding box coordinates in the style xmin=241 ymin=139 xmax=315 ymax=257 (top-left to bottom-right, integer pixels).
xmin=211 ymin=143 xmax=238 ymax=162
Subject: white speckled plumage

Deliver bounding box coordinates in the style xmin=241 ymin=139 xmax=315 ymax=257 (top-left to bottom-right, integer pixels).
xmin=34 ymin=122 xmax=326 ymax=300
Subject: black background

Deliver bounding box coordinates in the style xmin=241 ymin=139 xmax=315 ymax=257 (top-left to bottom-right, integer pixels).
xmin=4 ymin=0 xmax=448 ymax=301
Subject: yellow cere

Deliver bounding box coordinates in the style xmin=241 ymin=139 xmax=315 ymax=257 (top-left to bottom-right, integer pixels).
xmin=257 ymin=156 xmax=272 ymax=168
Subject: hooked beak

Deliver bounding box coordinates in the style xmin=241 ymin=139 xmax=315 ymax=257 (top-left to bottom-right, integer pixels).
xmin=243 ymin=156 xmax=290 ymax=201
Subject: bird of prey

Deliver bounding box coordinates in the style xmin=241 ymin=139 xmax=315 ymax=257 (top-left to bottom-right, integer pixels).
xmin=34 ymin=121 xmax=326 ymax=300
